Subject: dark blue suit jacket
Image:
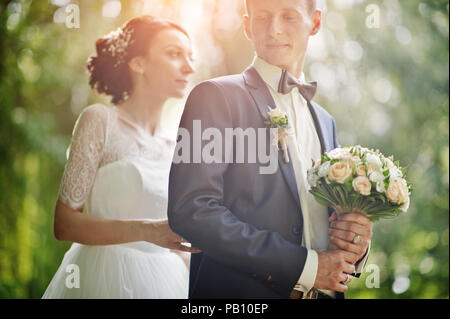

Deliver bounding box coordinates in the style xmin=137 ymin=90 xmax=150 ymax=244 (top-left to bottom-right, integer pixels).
xmin=168 ymin=66 xmax=339 ymax=299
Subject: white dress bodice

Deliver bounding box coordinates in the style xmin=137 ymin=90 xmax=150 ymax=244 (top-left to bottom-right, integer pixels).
xmin=59 ymin=103 xmax=176 ymax=221
xmin=43 ymin=104 xmax=188 ymax=299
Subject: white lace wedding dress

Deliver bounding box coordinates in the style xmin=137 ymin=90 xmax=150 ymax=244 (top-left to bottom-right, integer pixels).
xmin=42 ymin=103 xmax=188 ymax=299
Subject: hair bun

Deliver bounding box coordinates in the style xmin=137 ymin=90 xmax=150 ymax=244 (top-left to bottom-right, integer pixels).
xmin=86 ymin=36 xmax=131 ymax=104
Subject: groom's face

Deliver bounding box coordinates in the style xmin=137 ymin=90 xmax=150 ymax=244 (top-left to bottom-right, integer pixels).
xmin=244 ymin=0 xmax=321 ymax=76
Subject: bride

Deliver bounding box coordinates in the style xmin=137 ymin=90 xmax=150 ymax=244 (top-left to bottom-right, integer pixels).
xmin=42 ymin=15 xmax=197 ymax=298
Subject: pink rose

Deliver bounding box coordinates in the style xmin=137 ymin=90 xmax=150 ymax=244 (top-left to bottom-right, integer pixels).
xmin=386 ymin=178 xmax=409 ymax=205
xmin=328 ymin=161 xmax=353 ymax=184
xmin=352 ymin=176 xmax=372 ymax=196
xmin=356 ymin=164 xmax=367 ymax=176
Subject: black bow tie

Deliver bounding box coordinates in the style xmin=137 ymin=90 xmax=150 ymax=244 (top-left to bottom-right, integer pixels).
xmin=278 ymin=69 xmax=317 ymax=102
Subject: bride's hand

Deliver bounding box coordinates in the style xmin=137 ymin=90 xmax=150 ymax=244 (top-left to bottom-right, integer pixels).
xmin=142 ymin=219 xmax=201 ymax=253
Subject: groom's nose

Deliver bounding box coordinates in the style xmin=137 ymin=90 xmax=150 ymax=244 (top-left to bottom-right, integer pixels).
xmin=267 ymin=16 xmax=283 ymax=37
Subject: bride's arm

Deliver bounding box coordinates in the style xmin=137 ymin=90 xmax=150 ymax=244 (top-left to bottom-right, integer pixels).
xmin=54 ymin=199 xmax=143 ymax=245
xmin=54 ymin=200 xmax=198 ymax=251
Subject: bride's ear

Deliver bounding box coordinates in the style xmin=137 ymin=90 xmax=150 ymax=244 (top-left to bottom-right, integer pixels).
xmin=128 ymin=56 xmax=145 ymax=76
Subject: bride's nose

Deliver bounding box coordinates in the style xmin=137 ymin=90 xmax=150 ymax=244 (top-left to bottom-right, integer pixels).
xmin=181 ymin=56 xmax=195 ymax=75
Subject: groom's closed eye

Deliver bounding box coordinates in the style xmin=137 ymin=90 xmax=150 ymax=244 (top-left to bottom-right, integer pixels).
xmin=283 ymin=13 xmax=299 ymax=22
xmin=254 ymin=11 xmax=270 ymax=21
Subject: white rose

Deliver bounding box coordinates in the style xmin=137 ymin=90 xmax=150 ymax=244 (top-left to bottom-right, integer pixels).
xmin=328 ymin=161 xmax=353 ymax=184
xmin=366 ymin=153 xmax=382 ymax=169
xmin=352 ymin=176 xmax=372 ymax=196
xmin=376 ymin=180 xmax=386 ymax=193
xmin=340 ymin=152 xmax=352 ymax=161
xmin=369 ymin=171 xmax=385 ymax=183
xmin=367 ymin=163 xmax=379 ymax=175
xmin=400 ymin=195 xmax=410 ymax=212
xmin=389 ymin=166 xmax=403 ymax=180
xmin=351 ymin=156 xmax=361 ymax=164
xmin=327 ymin=148 xmax=350 ymax=160
xmin=268 ymin=107 xmax=286 ymax=119
xmin=307 ymin=168 xmax=319 ymax=187
xmin=386 ymin=178 xmax=409 ymax=205
xmin=318 ymin=161 xmax=331 ymax=178
xmin=385 ymin=158 xmax=395 ymax=169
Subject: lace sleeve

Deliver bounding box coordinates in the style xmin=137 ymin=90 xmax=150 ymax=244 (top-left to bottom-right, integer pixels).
xmin=58 ymin=104 xmax=108 ymax=210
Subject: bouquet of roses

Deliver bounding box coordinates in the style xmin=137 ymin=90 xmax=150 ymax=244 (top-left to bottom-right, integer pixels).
xmin=307 ymin=145 xmax=411 ymax=222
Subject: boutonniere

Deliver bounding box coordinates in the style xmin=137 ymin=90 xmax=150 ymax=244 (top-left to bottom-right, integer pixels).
xmin=264 ymin=106 xmax=292 ymax=163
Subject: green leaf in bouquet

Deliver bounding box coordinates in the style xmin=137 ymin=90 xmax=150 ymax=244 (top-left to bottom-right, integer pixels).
xmin=310 ymin=187 xmax=335 ymax=206
xmin=401 ymin=167 xmax=407 ymax=176
xmin=383 ymin=170 xmax=389 ymax=176
xmin=330 ymin=159 xmax=339 ymax=165
xmin=332 ymin=183 xmax=349 ymax=207
xmin=370 ymin=191 xmax=384 ymax=202
xmin=321 ymin=181 xmax=340 ymax=205
xmin=394 ymin=160 xmax=400 ymax=167
xmin=343 ymin=179 xmax=353 ymax=193
xmin=311 ymin=193 xmax=334 ymax=207
xmin=321 ymin=153 xmax=330 ymax=163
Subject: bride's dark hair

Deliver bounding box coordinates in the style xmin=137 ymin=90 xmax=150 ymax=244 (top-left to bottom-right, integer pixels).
xmin=86 ymin=15 xmax=189 ymax=104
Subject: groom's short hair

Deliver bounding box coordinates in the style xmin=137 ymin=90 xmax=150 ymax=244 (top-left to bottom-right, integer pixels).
xmin=244 ymin=0 xmax=317 ymax=15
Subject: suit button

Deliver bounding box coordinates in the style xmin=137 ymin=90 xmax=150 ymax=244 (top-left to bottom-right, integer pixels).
xmin=292 ymin=226 xmax=301 ymax=235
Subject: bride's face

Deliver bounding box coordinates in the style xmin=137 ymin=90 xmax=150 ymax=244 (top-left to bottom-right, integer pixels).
xmin=140 ymin=28 xmax=195 ymax=98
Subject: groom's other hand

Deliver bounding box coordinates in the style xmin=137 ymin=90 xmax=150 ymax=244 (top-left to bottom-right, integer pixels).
xmin=328 ymin=211 xmax=373 ymax=261
xmin=314 ymin=250 xmax=358 ymax=292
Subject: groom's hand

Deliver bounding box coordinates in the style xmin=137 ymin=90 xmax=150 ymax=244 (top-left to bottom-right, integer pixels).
xmin=328 ymin=211 xmax=373 ymax=262
xmin=314 ymin=250 xmax=358 ymax=292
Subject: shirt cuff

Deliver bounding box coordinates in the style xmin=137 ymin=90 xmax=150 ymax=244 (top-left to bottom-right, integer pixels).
xmin=355 ymin=240 xmax=371 ymax=274
xmin=295 ymin=249 xmax=318 ymax=292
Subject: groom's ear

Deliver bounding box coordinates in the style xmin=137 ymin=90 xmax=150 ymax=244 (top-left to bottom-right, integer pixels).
xmin=310 ymin=9 xmax=322 ymax=36
xmin=243 ymin=14 xmax=252 ymax=41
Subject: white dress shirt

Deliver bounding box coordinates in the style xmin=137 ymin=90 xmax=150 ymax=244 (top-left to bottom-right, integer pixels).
xmin=252 ymin=56 xmax=368 ymax=298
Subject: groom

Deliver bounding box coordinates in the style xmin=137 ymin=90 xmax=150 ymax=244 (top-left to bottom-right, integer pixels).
xmin=168 ymin=0 xmax=372 ymax=299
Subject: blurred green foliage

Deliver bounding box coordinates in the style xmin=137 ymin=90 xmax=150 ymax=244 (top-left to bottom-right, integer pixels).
xmin=0 ymin=0 xmax=448 ymax=298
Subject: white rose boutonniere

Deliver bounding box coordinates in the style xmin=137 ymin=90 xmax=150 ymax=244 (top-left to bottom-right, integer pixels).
xmin=265 ymin=106 xmax=292 ymax=163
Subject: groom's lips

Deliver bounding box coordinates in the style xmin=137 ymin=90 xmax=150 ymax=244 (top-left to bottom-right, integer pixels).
xmin=266 ymin=44 xmax=290 ymax=50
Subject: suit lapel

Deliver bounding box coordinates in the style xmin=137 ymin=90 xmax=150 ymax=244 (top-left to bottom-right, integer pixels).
xmin=243 ymin=66 xmax=301 ymax=210
xmin=307 ymin=101 xmax=326 ymax=155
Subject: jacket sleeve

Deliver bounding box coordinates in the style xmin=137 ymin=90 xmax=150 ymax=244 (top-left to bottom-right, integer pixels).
xmin=168 ymin=80 xmax=308 ymax=297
